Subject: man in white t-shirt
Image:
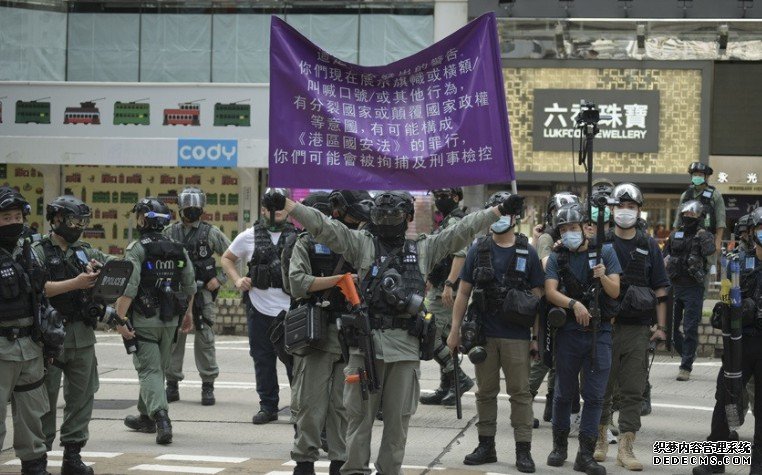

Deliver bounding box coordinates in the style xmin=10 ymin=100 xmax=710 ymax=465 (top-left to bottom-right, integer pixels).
xmin=222 ymin=189 xmax=297 ymax=425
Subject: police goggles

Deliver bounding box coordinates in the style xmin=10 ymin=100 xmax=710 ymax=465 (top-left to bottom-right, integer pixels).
xmin=371 ymin=207 xmax=406 ymax=225
xmin=63 ymin=215 xmax=90 ymax=229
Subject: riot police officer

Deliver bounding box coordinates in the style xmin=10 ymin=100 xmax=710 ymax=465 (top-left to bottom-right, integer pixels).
xmin=544 ymin=203 xmax=622 ymax=475
xmin=34 ymin=196 xmax=114 ymax=475
xmin=594 ymin=184 xmax=669 ymax=471
xmin=276 ymin=190 xmax=512 ymax=475
xmin=448 ymin=191 xmax=543 ymax=472
xmin=163 ymin=187 xmax=231 ymax=406
xmin=421 ymin=187 xmax=474 ymax=407
xmin=675 ymin=162 xmax=726 ymax=271
xmin=287 ymin=190 xmax=371 ymax=475
xmin=693 ymin=206 xmax=762 ymax=475
xmin=665 ymin=200 xmax=716 ymax=381
xmin=0 ymin=187 xmax=54 ymax=475
xmin=734 ymin=214 xmax=753 ymax=256
xmin=115 ymin=198 xmax=196 ymax=445
xmin=221 ymin=188 xmax=297 ymax=425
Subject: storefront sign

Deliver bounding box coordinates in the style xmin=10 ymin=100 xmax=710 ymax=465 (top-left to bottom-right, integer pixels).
xmin=177 ymin=139 xmax=238 ymax=167
xmin=532 ymin=89 xmax=660 ymax=153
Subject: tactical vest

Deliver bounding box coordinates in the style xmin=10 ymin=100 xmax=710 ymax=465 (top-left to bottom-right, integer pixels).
xmin=307 ymin=235 xmax=354 ymax=311
xmin=248 ymin=222 xmax=296 ymax=290
xmin=681 ymin=186 xmax=718 ymax=232
xmin=172 ymin=222 xmax=217 ymax=285
xmin=41 ymin=238 xmax=93 ymax=319
xmin=0 ymin=248 xmax=35 ymax=322
xmin=428 ymin=208 xmax=466 ymax=287
xmin=556 ymin=244 xmax=617 ymax=322
xmin=361 ymin=239 xmax=426 ymax=320
xmin=605 ymin=229 xmax=650 ymax=289
xmin=135 ymin=232 xmax=187 ymax=319
xmin=666 ymin=228 xmax=706 ymax=284
xmin=471 ymin=234 xmax=532 ymax=310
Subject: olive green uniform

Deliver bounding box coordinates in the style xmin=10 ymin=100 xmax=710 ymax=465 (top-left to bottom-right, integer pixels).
xmin=32 ymin=235 xmax=113 ymax=449
xmin=674 ymin=185 xmax=726 ymax=233
xmin=0 ymin=245 xmax=49 ymax=463
xmin=288 ymin=233 xmax=347 ymax=463
xmin=290 ymin=204 xmax=498 ymax=475
xmin=163 ymin=222 xmax=230 ymax=384
xmin=425 ymin=212 xmax=467 ymax=372
xmin=123 ymin=240 xmax=195 ymax=419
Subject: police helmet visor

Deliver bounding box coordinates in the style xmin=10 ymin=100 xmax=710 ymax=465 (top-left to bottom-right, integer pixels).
xmin=680 ymin=200 xmax=704 ymax=216
xmin=613 ymin=183 xmax=643 ymax=206
xmin=370 ymin=207 xmax=406 ymax=226
xmin=63 ymin=214 xmax=90 ymax=229
xmin=178 ymin=191 xmax=206 ymax=209
xmin=554 ymin=193 xmax=579 ymax=210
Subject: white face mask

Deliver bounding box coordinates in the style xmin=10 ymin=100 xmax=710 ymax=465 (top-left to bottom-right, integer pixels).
xmin=614 ymin=208 xmax=638 ymax=229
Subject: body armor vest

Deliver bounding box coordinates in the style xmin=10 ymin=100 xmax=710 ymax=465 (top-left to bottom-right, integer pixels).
xmin=0 ymin=248 xmax=35 ymax=322
xmin=248 ymin=222 xmax=296 ymax=290
xmin=171 ymin=222 xmax=217 ymax=285
xmin=307 ymin=236 xmax=354 ymax=311
xmin=361 ymin=239 xmax=426 ymax=319
xmin=681 ymin=186 xmax=717 ymax=232
xmin=428 ymin=208 xmax=466 ymax=287
xmin=606 ymin=229 xmax=650 ymax=289
xmin=666 ymin=228 xmax=706 ymax=284
xmin=41 ymin=238 xmax=90 ymax=319
xmin=556 ymin=244 xmax=617 ymax=322
xmin=471 ymin=234 xmax=532 ymax=311
xmin=135 ymin=232 xmax=186 ymax=319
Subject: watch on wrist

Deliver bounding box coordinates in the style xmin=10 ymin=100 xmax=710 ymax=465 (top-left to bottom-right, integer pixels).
xmin=568 ymin=298 xmax=577 ymax=310
xmin=531 ymin=335 xmax=538 ymax=341
xmin=657 ymin=325 xmax=667 ymax=332
xmin=444 ymin=279 xmax=457 ymax=288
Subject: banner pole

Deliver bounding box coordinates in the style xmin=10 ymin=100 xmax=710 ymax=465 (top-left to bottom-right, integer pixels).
xmin=511 ymin=179 xmax=518 ymax=194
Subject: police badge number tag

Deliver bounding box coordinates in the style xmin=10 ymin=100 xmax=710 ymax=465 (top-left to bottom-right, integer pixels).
xmin=516 ymin=256 xmax=527 ymax=273
xmin=674 ymin=231 xmax=684 ymax=239
xmin=703 ymin=190 xmax=713 ymax=199
xmin=199 ymin=245 xmax=209 ymax=258
xmin=314 ymin=243 xmax=331 ymax=255
xmin=747 ymin=257 xmax=756 ymax=270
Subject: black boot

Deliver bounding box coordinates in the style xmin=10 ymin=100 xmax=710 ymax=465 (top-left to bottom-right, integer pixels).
xmin=641 ymin=381 xmax=652 ymax=416
xmin=420 ymin=369 xmax=452 ymax=405
xmin=166 ymin=380 xmax=179 ymax=403
xmin=21 ymin=455 xmax=51 ymax=475
xmin=329 ymin=460 xmax=344 ymax=475
xmin=544 ymin=391 xmax=554 ymax=422
xmin=516 ymin=441 xmax=536 ymax=473
xmin=61 ymin=442 xmax=93 ymax=475
xmin=573 ymin=434 xmax=606 ymax=475
xmin=201 ymin=382 xmax=215 ymax=406
xmin=154 ymin=409 xmax=173 ymax=445
xmin=293 ymin=461 xmax=315 ymax=475
xmin=442 ymin=367 xmax=474 ymax=406
xmin=692 ymin=464 xmax=725 ymax=474
xmin=124 ymin=414 xmax=156 ymax=433
xmin=464 ymin=435 xmax=497 ymax=465
xmin=750 ymin=444 xmax=762 ymax=475
xmin=547 ymin=429 xmax=569 ymax=467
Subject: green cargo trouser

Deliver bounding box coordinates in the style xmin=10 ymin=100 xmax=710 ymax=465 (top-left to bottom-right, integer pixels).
xmin=133 ymin=326 xmax=175 ymax=418
xmin=41 ymin=344 xmax=99 ymax=448
xmin=167 ymin=299 xmax=218 ymax=383
xmin=291 ymin=347 xmax=347 ymax=462
xmin=341 ymin=355 xmax=420 ymax=475
xmin=0 ymin=355 xmax=49 ymax=461
xmin=600 ymin=323 xmax=650 ymax=433
xmin=426 ymin=291 xmax=454 ymax=372
xmin=529 ymin=359 xmax=555 ymax=398
xmin=475 ymin=337 xmax=533 ymax=441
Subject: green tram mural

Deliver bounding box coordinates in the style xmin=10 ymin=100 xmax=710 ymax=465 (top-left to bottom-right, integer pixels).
xmin=214 ymin=100 xmax=250 ymax=127
xmin=114 ymin=99 xmax=150 ymax=125
xmin=15 ymin=98 xmax=51 ymax=124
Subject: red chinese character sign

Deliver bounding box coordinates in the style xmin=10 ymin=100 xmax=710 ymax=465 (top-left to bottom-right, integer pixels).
xmin=268 ymin=13 xmax=514 ymax=190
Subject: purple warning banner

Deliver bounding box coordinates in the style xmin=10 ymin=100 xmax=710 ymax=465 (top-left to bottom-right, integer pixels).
xmin=268 ymin=13 xmax=514 ymax=190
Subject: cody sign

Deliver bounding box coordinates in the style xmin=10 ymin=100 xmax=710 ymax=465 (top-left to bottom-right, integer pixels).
xmin=177 ymin=139 xmax=238 ymax=167
xmin=533 ymin=89 xmax=660 ymax=153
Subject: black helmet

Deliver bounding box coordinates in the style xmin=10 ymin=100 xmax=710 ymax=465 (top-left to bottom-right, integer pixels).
xmin=546 ymin=192 xmax=579 ymax=225
xmin=735 ymin=214 xmax=752 ymax=239
xmin=371 ymin=191 xmax=414 ymax=225
xmin=302 ymin=191 xmax=332 ymax=216
xmin=612 ymin=183 xmax=643 ymax=207
xmin=178 ymin=187 xmax=206 ymax=210
xmin=429 ymin=187 xmax=464 ymax=200
xmin=679 ymin=199 xmax=705 ymax=218
xmin=688 ymin=162 xmax=713 ymax=176
xmin=592 ymin=178 xmax=615 ymax=197
xmin=484 ymin=191 xmax=512 ymax=208
xmin=554 ymin=202 xmax=586 ymax=228
xmin=329 ymin=189 xmax=373 ymax=222
xmin=46 ymin=195 xmax=91 ymax=225
xmin=750 ymin=208 xmax=762 ymax=229
xmin=0 ymin=186 xmax=30 ymax=216
xmin=132 ymin=197 xmax=172 ymax=232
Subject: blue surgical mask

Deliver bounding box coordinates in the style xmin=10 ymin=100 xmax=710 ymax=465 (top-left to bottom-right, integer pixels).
xmin=756 ymin=231 xmax=762 ymax=244
xmin=490 ymin=216 xmax=513 ymax=234
xmin=562 ymin=231 xmax=584 ymax=251
xmin=691 ymin=176 xmax=705 ymax=186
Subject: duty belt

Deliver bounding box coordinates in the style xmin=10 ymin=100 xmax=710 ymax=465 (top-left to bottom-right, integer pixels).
xmin=0 ymin=326 xmax=35 ymax=341
xmin=372 ymin=315 xmax=411 ymax=331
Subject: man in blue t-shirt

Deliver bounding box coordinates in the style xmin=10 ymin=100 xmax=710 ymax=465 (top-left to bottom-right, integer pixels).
xmin=448 ymin=192 xmax=543 ymax=473
xmin=544 ymin=202 xmax=621 ymax=474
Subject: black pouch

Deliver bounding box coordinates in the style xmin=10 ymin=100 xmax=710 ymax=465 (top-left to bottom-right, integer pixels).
xmin=284 ymin=304 xmax=325 ymax=356
xmin=267 ymin=310 xmax=292 ymax=367
xmin=0 ymin=265 xmax=21 ymax=299
xmin=617 ymin=285 xmax=657 ymax=322
xmin=269 ymin=260 xmax=284 ymax=289
xmin=158 ymin=292 xmax=177 ymax=322
xmin=417 ymin=313 xmax=437 ymax=361
xmin=253 ymin=265 xmax=271 ymax=290
xmin=501 ymin=288 xmax=540 ymax=328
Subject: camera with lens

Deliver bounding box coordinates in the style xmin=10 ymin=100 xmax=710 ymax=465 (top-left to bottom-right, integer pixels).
xmin=577 ymin=102 xmax=601 ymax=125
xmin=547 ymin=306 xmax=567 ymax=328
xmin=687 ymin=254 xmax=706 ymax=283
xmin=459 ymin=315 xmax=486 ymax=364
xmin=380 ymin=269 xmax=424 ymax=316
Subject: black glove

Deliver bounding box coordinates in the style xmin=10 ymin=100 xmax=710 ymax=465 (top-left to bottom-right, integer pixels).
xmin=263 ymin=190 xmax=287 ymax=211
xmin=498 ymin=194 xmax=525 ymax=216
